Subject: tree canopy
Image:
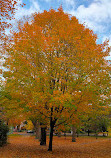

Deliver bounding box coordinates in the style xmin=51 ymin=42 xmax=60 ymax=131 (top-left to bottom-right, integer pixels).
xmin=2 ymin=7 xmax=111 ymax=151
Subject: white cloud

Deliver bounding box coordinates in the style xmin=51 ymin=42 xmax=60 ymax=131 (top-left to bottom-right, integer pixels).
xmin=60 ymin=0 xmax=75 ymax=8
xmin=14 ymin=0 xmax=41 ymax=20
xmin=43 ymin=0 xmax=75 ymax=5
xmin=43 ymin=0 xmax=75 ymax=8
xmin=67 ymin=0 xmax=111 ymax=60
xmin=68 ymin=0 xmax=111 ymax=32
xmin=63 ymin=0 xmax=75 ymax=6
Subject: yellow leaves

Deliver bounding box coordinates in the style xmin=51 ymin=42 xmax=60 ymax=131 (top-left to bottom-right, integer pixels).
xmin=25 ymin=120 xmax=34 ymax=130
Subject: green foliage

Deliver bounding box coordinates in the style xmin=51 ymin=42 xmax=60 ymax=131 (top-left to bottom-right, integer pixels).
xmin=82 ymin=114 xmax=110 ymax=134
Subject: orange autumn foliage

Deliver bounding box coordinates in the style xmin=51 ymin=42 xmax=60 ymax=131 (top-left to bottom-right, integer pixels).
xmin=3 ymin=7 xmax=111 ymax=151
xmin=0 ymin=0 xmax=25 ymax=34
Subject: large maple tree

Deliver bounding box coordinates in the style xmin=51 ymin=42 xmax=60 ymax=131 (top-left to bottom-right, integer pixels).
xmin=3 ymin=7 xmax=110 ymax=151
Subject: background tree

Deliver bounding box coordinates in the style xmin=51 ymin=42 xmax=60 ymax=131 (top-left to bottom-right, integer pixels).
xmin=0 ymin=0 xmax=25 ymax=83
xmin=0 ymin=0 xmax=25 ymax=38
xmin=82 ymin=105 xmax=110 ymax=137
xmin=0 ymin=84 xmax=26 ymax=132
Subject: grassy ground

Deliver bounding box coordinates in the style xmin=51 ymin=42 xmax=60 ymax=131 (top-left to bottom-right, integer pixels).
xmin=0 ymin=135 xmax=111 ymax=158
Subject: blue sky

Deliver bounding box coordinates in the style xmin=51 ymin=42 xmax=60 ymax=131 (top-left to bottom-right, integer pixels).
xmin=13 ymin=0 xmax=111 ymax=59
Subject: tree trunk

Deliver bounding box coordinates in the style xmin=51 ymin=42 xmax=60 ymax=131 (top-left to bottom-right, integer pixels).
xmin=107 ymin=131 xmax=108 ymax=136
xmin=40 ymin=126 xmax=46 ymax=145
xmin=32 ymin=120 xmax=41 ymax=140
xmin=64 ymin=132 xmax=66 ymax=139
xmin=88 ymin=129 xmax=90 ymax=136
xmin=95 ymin=131 xmax=98 ymax=139
xmin=72 ymin=125 xmax=76 ymax=142
xmin=103 ymin=132 xmax=105 ymax=137
xmin=48 ymin=116 xmax=55 ymax=151
xmin=77 ymin=131 xmax=79 ymax=137
xmin=57 ymin=132 xmax=61 ymax=137
xmin=35 ymin=121 xmax=41 ymax=140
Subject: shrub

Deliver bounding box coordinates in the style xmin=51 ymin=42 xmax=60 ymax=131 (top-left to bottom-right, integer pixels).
xmin=0 ymin=120 xmax=9 ymax=147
